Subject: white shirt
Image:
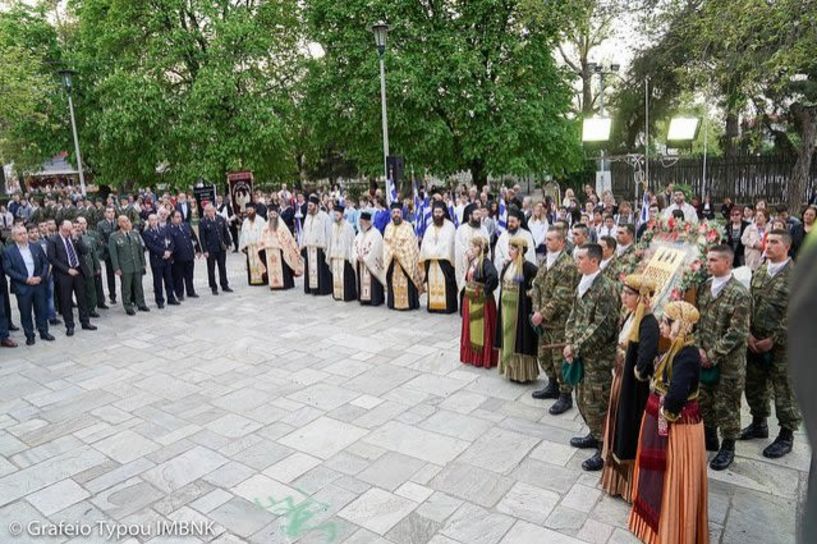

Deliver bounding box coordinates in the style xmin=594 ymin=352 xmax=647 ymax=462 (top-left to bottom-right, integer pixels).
xmin=599 ymin=257 xmax=613 ymax=270
xmin=710 ymin=274 xmax=731 ymax=298
xmin=616 ymin=243 xmax=632 ymax=257
xmin=578 ymin=270 xmax=601 ymax=299
xmin=767 ymin=258 xmax=790 ymax=278
xmin=17 ymin=243 xmax=35 ymax=277
xmin=62 ymin=235 xmax=79 ymax=267
xmin=545 ymin=250 xmax=561 ymax=270
xmin=662 ymin=202 xmax=699 ymax=223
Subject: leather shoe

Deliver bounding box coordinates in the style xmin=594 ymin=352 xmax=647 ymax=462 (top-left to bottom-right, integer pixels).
xmin=89 ymin=311 xmax=101 ymax=318
xmin=157 ymin=303 xmax=165 ymax=309
xmin=222 ymin=287 xmax=234 ymax=293
xmin=26 ymin=336 xmax=35 ymax=346
xmin=81 ymin=324 xmax=98 ymax=331
xmin=581 ymin=449 xmax=604 ymax=471
xmin=710 ymin=439 xmax=735 ymax=471
xmin=9 ymin=324 xmax=19 ymax=332
xmin=705 ymin=426 xmax=720 ymax=452
xmin=49 ymin=318 xmax=62 ymax=326
xmin=1 ymin=338 xmax=18 ymax=348
xmin=739 ymin=419 xmax=768 ymax=440
xmin=570 ymin=433 xmax=599 ymax=449
xmin=532 ymin=382 xmax=560 ymax=400
xmin=40 ymin=333 xmax=55 ymax=341
xmin=126 ymin=309 xmax=136 ymax=316
xmin=212 ymin=289 xmax=219 ymax=295
xmin=168 ymin=299 xmax=180 ymax=305
xmin=138 ymin=306 xmax=151 ymax=312
xmin=110 ymin=297 xmax=117 ymax=304
xmin=189 ymin=293 xmax=199 ymax=298
xmin=549 ymin=394 xmax=573 ymax=415
xmin=763 ymin=429 xmax=794 ymax=459
xmin=97 ymin=303 xmax=110 ymax=310
xmin=66 ymin=328 xmax=75 ymax=337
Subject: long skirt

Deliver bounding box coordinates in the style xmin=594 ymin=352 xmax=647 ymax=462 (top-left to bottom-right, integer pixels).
xmin=460 ymin=296 xmax=498 ymax=368
xmin=601 ymin=358 xmax=634 ymax=500
xmin=497 ymin=286 xmax=538 ymax=383
xmin=628 ymin=393 xmax=709 ymax=544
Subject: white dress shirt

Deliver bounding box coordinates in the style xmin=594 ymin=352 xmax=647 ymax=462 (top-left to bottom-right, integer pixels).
xmin=578 ymin=270 xmax=601 ymax=298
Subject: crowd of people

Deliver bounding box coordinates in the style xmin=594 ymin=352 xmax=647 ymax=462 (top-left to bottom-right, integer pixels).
xmin=0 ymin=179 xmax=812 ymax=544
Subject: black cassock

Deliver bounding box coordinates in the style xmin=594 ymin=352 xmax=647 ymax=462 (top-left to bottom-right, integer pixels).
xmin=302 ymin=247 xmax=332 ymax=295
xmin=357 ymin=261 xmax=385 ymax=306
xmin=612 ymin=313 xmax=659 ymax=461
xmin=386 ymin=261 xmax=420 ymax=310
xmin=333 ymin=261 xmax=358 ymax=301
xmin=424 ymin=260 xmax=458 ymax=314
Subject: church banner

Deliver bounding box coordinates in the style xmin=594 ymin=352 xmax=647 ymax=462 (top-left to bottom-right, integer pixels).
xmin=228 ymin=171 xmax=253 ymax=217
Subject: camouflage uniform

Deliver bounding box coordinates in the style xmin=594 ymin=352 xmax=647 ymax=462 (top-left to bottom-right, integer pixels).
xmin=529 ymin=251 xmax=579 ymax=394
xmin=695 ymin=276 xmax=752 ymax=441
xmin=564 ymin=273 xmax=620 ymax=441
xmin=605 ymin=244 xmax=639 ymax=287
xmin=747 ymin=261 xmax=801 ymax=430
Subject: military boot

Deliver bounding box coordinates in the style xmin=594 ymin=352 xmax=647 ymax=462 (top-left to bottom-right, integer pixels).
xmin=549 ymin=393 xmax=573 ymax=415
xmin=710 ymin=439 xmax=735 ymax=471
xmin=739 ymin=417 xmax=768 ymax=440
xmin=581 ymin=449 xmax=604 ymax=471
xmin=532 ymin=381 xmax=559 ymax=400
xmin=762 ymin=428 xmax=794 ymax=459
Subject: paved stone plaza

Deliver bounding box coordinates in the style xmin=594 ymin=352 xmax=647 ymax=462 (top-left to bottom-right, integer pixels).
xmin=0 ymin=253 xmax=808 ymax=544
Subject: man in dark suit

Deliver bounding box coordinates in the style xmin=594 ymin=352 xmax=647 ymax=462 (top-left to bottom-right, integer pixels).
xmin=217 ymin=195 xmax=239 ymax=252
xmin=0 ymin=244 xmax=20 ymax=335
xmin=199 ymin=204 xmax=233 ymax=295
xmin=168 ymin=210 xmax=200 ymax=300
xmin=175 ymin=192 xmax=193 ymax=224
xmin=3 ymin=225 xmax=55 ymax=345
xmin=47 ymin=220 xmax=97 ymax=336
xmin=142 ymin=213 xmax=179 ymax=309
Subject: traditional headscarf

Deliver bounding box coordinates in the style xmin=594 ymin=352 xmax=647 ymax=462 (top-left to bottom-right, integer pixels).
xmin=623 ymin=274 xmax=656 ymax=344
xmin=655 ymin=300 xmax=701 ymax=384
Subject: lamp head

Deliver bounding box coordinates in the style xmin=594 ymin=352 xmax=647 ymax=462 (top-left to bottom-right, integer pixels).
xmin=58 ymin=69 xmax=76 ymax=93
xmin=371 ymin=21 xmax=389 ymax=56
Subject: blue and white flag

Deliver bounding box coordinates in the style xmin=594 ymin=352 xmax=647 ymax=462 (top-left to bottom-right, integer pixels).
xmin=638 ymin=187 xmax=650 ymax=226
xmin=448 ymin=204 xmax=459 ymax=228
xmin=386 ymin=177 xmax=398 ymax=206
xmin=497 ymin=197 xmax=508 ymax=233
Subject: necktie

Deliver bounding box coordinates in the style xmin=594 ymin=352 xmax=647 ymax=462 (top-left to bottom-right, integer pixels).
xmin=65 ymin=237 xmax=79 ymax=268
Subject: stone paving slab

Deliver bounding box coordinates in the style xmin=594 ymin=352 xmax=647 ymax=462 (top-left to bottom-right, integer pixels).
xmin=0 ymin=253 xmax=806 ymax=543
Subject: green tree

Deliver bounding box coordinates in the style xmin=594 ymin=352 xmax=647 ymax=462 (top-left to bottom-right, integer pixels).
xmin=301 ymin=0 xmax=582 ymax=188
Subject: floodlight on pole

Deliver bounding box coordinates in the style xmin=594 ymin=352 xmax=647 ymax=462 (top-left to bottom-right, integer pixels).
xmin=58 ymin=69 xmax=87 ymax=197
xmin=582 ymin=117 xmax=612 ymax=143
xmin=667 ymin=117 xmax=700 ymax=143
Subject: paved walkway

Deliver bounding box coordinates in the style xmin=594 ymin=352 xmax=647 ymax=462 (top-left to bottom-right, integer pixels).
xmin=0 ymin=253 xmax=807 ymax=543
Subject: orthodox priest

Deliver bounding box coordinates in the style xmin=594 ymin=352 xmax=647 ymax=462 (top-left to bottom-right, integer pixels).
xmin=455 ymin=202 xmax=490 ymax=299
xmin=238 ymin=204 xmax=267 ymax=286
xmin=260 ymin=208 xmax=303 ymax=290
xmin=419 ymin=201 xmax=458 ymax=313
xmin=353 ymin=212 xmax=386 ymax=306
xmin=301 ymin=194 xmax=333 ymax=295
xmin=383 ymin=202 xmax=424 ymax=310
xmin=328 ymin=204 xmax=357 ymax=301
xmin=494 ymin=208 xmax=536 ymax=272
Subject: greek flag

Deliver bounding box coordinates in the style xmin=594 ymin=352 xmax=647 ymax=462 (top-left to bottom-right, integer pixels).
xmin=294 ymin=207 xmax=304 ymax=245
xmin=638 ymin=188 xmax=650 ymax=226
xmin=497 ymin=197 xmax=508 ymax=233
xmin=448 ymin=204 xmax=459 ymax=228
xmin=386 ymin=178 xmax=398 ymax=206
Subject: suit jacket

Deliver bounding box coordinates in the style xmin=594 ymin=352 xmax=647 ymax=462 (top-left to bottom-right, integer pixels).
xmin=175 ymin=202 xmax=193 ymax=223
xmin=142 ymin=225 xmax=176 ymax=267
xmin=3 ymin=243 xmax=49 ymax=296
xmin=199 ymin=215 xmax=232 ymax=254
xmin=47 ymin=234 xmax=90 ymax=277
xmin=168 ymin=223 xmax=200 ymax=261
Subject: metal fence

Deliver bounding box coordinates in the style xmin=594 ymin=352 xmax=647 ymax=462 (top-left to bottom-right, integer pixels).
xmin=608 ymin=154 xmax=817 ymax=204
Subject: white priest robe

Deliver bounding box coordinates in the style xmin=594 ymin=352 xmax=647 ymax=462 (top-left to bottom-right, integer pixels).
xmin=327 ymin=219 xmax=357 ymax=301
xmin=238 ymin=217 xmax=267 ymax=285
xmin=419 ymin=219 xmax=458 ymax=313
xmin=353 ymin=226 xmax=387 ymax=305
xmin=301 ymin=211 xmax=333 ymax=295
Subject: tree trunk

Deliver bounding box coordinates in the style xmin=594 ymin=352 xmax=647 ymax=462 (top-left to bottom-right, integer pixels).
xmin=722 ymin=111 xmax=740 ymax=158
xmin=788 ymin=104 xmax=817 ymax=212
xmin=470 ymin=158 xmax=487 ymax=188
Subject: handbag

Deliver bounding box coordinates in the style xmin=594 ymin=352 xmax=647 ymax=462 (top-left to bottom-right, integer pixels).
xmin=561 ymin=357 xmax=584 ymax=386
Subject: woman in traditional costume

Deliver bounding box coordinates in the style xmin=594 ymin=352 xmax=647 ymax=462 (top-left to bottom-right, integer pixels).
xmin=601 ymin=274 xmax=659 ymax=500
xmin=460 ymin=236 xmax=499 ymax=367
xmin=629 ymin=301 xmax=708 ymax=544
xmin=495 ymin=236 xmax=539 ymax=383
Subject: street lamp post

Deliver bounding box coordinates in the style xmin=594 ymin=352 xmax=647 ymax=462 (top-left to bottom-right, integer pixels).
xmin=59 ymin=69 xmax=87 ymax=196
xmin=588 ymin=63 xmax=619 ymax=196
xmin=371 ymin=21 xmax=391 ymax=201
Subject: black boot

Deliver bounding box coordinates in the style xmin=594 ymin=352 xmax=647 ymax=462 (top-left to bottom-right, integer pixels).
xmin=763 ymin=428 xmax=794 ymax=459
xmin=549 ymin=393 xmax=573 ymax=415
xmin=710 ymin=439 xmax=735 ymax=471
xmin=705 ymin=426 xmax=720 ymax=452
xmin=570 ymin=433 xmax=599 ymax=449
xmin=532 ymin=381 xmax=559 ymax=400
xmin=582 ymin=449 xmax=604 ymax=471
xmin=739 ymin=417 xmax=768 ymax=440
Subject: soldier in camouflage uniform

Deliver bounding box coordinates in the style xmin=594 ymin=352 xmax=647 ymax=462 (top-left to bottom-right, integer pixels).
xmin=740 ymin=229 xmax=800 ymax=458
xmin=109 ymin=216 xmax=149 ymax=315
xmin=117 ymin=197 xmax=142 ymax=231
xmin=694 ymin=244 xmax=751 ymax=471
xmin=609 ymin=224 xmax=639 ymax=280
xmin=74 ymin=217 xmax=103 ymax=316
xmin=563 ymin=243 xmax=620 ymax=471
xmin=530 ymin=226 xmax=579 ymax=415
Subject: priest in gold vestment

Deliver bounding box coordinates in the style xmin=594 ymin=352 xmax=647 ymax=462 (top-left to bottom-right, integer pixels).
xmin=383 ymin=203 xmax=424 ymax=311
xmin=419 ymin=201 xmax=458 ymax=313
xmin=353 ymin=212 xmax=386 ymax=306
xmin=260 ymin=208 xmax=303 ymax=290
